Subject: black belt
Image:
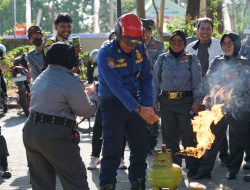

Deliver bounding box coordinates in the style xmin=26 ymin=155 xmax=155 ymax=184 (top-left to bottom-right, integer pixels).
xmin=161 ymin=91 xmax=192 ymax=100
xmin=29 ymin=112 xmax=77 ymax=129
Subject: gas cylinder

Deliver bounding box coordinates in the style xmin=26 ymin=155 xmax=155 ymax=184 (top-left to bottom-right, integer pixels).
xmin=148 ymin=144 xmax=182 ymax=190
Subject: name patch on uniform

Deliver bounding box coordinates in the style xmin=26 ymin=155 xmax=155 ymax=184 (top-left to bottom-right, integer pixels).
xmin=116 ymin=58 xmax=128 ymax=67
xmin=107 ymin=57 xmax=128 ymax=68
xmin=135 ymin=50 xmax=143 ymax=64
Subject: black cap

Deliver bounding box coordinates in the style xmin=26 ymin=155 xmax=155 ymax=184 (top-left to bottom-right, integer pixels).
xmin=141 ymin=18 xmax=155 ymax=30
xmin=169 ymin=29 xmax=186 ymax=45
xmin=27 ymin=25 xmax=43 ymax=38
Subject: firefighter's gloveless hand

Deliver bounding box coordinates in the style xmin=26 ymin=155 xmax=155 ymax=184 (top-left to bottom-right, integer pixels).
xmin=84 ymin=82 xmax=96 ymax=95
xmin=139 ymin=106 xmax=159 ymax=125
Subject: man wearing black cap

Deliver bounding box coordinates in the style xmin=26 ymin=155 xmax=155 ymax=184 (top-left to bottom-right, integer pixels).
xmin=141 ymin=18 xmax=164 ymax=69
xmin=141 ymin=18 xmax=163 ymax=153
xmin=26 ymin=25 xmax=46 ymax=81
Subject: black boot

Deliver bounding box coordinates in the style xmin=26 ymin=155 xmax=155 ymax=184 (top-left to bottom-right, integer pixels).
xmin=1 ymin=170 xmax=11 ymax=178
xmin=191 ymin=170 xmax=211 ymax=180
xmin=130 ymin=178 xmax=145 ymax=190
xmin=100 ymin=184 xmax=115 ymax=190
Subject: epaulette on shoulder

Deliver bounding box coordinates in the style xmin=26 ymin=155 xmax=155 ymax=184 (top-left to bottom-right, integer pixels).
xmin=27 ymin=48 xmax=36 ymax=54
xmin=216 ymin=55 xmax=224 ymax=60
xmin=44 ymin=37 xmax=56 ymax=47
xmin=237 ymin=56 xmax=247 ymax=61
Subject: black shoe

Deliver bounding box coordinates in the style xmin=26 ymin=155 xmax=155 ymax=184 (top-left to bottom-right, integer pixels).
xmin=3 ymin=104 xmax=8 ymax=113
xmin=187 ymin=168 xmax=198 ymax=178
xmin=227 ymin=172 xmax=237 ymax=180
xmin=191 ymin=171 xmax=211 ymax=180
xmin=130 ymin=178 xmax=145 ymax=190
xmin=1 ymin=171 xmax=11 ymax=179
xmin=243 ymin=162 xmax=250 ymax=170
xmin=100 ymin=184 xmax=115 ymax=190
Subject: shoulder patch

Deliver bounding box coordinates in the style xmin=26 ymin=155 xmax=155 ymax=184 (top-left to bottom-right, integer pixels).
xmin=44 ymin=39 xmax=55 ymax=47
xmin=135 ymin=49 xmax=143 ymax=64
xmin=107 ymin=57 xmax=116 ymax=68
xmin=180 ymin=54 xmax=190 ymax=63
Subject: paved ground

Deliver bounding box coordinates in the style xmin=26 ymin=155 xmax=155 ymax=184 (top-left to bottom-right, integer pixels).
xmin=1 ymin=108 xmax=250 ymax=190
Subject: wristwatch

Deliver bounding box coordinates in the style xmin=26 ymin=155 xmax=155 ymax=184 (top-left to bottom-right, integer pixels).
xmin=134 ymin=104 xmax=142 ymax=114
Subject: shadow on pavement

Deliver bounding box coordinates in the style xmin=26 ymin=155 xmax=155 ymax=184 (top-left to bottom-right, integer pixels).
xmin=1 ymin=114 xmax=27 ymax=128
xmin=9 ymin=175 xmax=31 ymax=190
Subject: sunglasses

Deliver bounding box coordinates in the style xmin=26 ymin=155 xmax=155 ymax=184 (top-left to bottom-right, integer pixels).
xmin=122 ymin=38 xmax=141 ymax=47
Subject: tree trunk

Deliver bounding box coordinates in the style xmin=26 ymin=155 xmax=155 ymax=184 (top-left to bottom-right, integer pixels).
xmin=207 ymin=0 xmax=224 ymax=33
xmin=109 ymin=0 xmax=114 ymax=30
xmin=152 ymin=0 xmax=165 ymax=42
xmin=186 ymin=0 xmax=200 ymax=22
xmin=199 ymin=0 xmax=206 ymax=17
xmin=228 ymin=0 xmax=236 ymax=32
xmin=136 ymin=0 xmax=145 ymax=18
xmin=93 ymin=0 xmax=100 ymax=33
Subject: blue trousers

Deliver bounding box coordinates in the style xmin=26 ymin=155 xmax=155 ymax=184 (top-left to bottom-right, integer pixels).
xmin=99 ymin=98 xmax=148 ymax=187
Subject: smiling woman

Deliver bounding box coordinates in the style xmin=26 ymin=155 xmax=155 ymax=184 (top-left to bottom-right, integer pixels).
xmin=153 ymin=29 xmax=203 ymax=179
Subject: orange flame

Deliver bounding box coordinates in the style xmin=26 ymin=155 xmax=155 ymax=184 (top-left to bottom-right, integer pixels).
xmin=179 ymin=88 xmax=232 ymax=158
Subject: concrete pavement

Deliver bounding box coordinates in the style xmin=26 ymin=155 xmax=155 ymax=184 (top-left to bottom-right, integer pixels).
xmin=1 ymin=109 xmax=250 ymax=189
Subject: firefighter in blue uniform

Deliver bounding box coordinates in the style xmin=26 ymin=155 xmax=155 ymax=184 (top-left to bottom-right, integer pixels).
xmin=141 ymin=18 xmax=164 ymax=153
xmin=97 ymin=14 xmax=159 ymax=190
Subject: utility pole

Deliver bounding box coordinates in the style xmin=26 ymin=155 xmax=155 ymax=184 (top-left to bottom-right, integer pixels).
xmin=26 ymin=0 xmax=32 ymax=30
xmin=13 ymin=0 xmax=16 ymax=38
xmin=117 ymin=0 xmax=121 ymax=18
xmin=109 ymin=0 xmax=114 ymax=29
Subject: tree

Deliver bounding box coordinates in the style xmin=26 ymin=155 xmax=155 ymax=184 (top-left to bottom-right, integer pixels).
xmin=152 ymin=0 xmax=165 ymax=42
xmin=0 ymin=0 xmax=136 ymax=35
xmin=0 ymin=0 xmax=9 ymax=11
xmin=207 ymin=0 xmax=224 ymax=33
xmin=186 ymin=0 xmax=200 ymax=21
xmin=136 ymin=0 xmax=145 ymax=18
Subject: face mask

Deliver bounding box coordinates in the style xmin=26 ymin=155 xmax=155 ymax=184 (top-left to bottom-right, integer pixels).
xmin=32 ymin=38 xmax=43 ymax=46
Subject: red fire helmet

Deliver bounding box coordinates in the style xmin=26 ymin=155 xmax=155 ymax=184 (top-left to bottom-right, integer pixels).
xmin=115 ymin=13 xmax=144 ymax=40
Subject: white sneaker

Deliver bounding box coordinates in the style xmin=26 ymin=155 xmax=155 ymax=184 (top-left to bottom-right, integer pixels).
xmin=87 ymin=156 xmax=100 ymax=170
xmin=119 ymin=159 xmax=127 ymax=170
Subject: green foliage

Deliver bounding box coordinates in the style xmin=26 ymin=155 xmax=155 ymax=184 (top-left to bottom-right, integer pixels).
xmin=207 ymin=0 xmax=223 ymax=39
xmin=166 ymin=17 xmax=195 ymax=37
xmin=78 ymin=51 xmax=89 ymax=80
xmin=0 ymin=0 xmax=136 ymax=35
xmin=122 ymin=0 xmax=136 ymax=14
xmin=99 ymin=0 xmax=136 ymax=33
xmin=0 ymin=0 xmax=9 ymax=11
xmin=1 ymin=45 xmax=33 ymax=87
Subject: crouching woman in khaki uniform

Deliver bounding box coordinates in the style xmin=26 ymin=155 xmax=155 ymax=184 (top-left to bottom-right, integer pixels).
xmin=23 ymin=42 xmax=98 ymax=190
